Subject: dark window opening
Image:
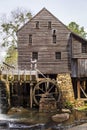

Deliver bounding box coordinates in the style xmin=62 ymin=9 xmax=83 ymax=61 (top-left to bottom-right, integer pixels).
xmin=53 ymin=35 xmax=56 ymax=43
xmin=55 ymin=52 xmax=61 ymax=59
xmin=36 ymin=21 xmax=39 ymax=29
xmin=32 ymin=52 xmax=38 ymax=60
xmin=48 ymin=21 xmax=51 ymax=29
xmin=29 ymin=34 xmax=32 ymax=44
xmin=53 ymin=30 xmax=56 ymax=35
xmin=82 ymin=42 xmax=87 ymax=53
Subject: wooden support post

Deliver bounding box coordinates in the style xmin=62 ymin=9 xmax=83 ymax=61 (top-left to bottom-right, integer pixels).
xmin=77 ymin=80 xmax=80 ymax=99
xmin=30 ymin=82 xmax=33 ymax=108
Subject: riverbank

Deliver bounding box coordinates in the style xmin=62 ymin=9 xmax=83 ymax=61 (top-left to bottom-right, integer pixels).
xmin=0 ymin=107 xmax=87 ymax=129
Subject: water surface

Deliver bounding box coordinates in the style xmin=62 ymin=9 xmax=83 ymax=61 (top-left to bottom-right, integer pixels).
xmin=0 ymin=108 xmax=87 ymax=130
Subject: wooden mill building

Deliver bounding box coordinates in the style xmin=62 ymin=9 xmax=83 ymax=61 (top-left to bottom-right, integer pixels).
xmin=17 ymin=8 xmax=87 ymax=101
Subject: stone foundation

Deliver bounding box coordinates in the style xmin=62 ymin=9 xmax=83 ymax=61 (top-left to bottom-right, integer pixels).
xmin=57 ymin=73 xmax=75 ymax=102
xmin=57 ymin=73 xmax=85 ymax=108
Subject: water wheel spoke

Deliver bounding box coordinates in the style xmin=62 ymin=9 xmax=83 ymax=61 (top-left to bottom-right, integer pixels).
xmin=38 ymin=87 xmax=45 ymax=93
xmin=35 ymin=94 xmax=43 ymax=97
xmin=50 ymin=92 xmax=59 ymax=95
xmin=47 ymin=84 xmax=55 ymax=93
xmin=44 ymin=81 xmax=49 ymax=92
xmin=35 ymin=85 xmax=45 ymax=93
xmin=47 ymin=81 xmax=50 ymax=91
xmin=33 ymin=79 xmax=60 ymax=105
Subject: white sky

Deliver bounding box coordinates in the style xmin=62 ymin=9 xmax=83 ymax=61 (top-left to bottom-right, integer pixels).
xmin=0 ymin=0 xmax=87 ymax=62
xmin=0 ymin=0 xmax=87 ymax=29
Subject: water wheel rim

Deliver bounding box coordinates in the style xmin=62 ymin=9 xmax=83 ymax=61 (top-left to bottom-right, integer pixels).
xmin=33 ymin=79 xmax=60 ymax=105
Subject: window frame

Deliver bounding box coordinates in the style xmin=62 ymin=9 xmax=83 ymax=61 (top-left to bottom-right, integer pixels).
xmin=29 ymin=34 xmax=32 ymax=44
xmin=52 ymin=29 xmax=56 ymax=43
xmin=53 ymin=35 xmax=56 ymax=43
xmin=48 ymin=21 xmax=51 ymax=29
xmin=32 ymin=52 xmax=38 ymax=60
xmin=82 ymin=42 xmax=87 ymax=53
xmin=55 ymin=52 xmax=61 ymax=60
xmin=36 ymin=21 xmax=39 ymax=29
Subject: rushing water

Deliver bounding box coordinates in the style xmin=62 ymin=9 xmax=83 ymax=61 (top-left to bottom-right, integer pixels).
xmin=0 ymin=108 xmax=87 ymax=130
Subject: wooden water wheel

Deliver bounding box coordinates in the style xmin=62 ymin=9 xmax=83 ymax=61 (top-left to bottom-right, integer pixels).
xmin=33 ymin=79 xmax=60 ymax=105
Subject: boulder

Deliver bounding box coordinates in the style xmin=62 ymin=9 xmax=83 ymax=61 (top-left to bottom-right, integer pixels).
xmin=52 ymin=113 xmax=69 ymax=122
xmin=61 ymin=109 xmax=71 ymax=113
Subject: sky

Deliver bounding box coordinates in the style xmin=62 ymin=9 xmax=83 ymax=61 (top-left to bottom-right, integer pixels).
xmin=0 ymin=0 xmax=87 ymax=62
xmin=0 ymin=0 xmax=87 ymax=28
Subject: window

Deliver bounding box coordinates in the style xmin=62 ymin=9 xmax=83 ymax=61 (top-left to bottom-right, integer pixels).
xmin=32 ymin=52 xmax=38 ymax=60
xmin=55 ymin=52 xmax=61 ymax=59
xmin=82 ymin=42 xmax=87 ymax=53
xmin=36 ymin=21 xmax=39 ymax=29
xmin=48 ymin=21 xmax=51 ymax=29
xmin=53 ymin=30 xmax=56 ymax=35
xmin=52 ymin=29 xmax=56 ymax=43
xmin=53 ymin=35 xmax=56 ymax=43
xmin=29 ymin=34 xmax=32 ymax=44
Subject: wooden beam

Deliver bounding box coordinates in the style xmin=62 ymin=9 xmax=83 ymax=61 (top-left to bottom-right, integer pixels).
xmin=77 ymin=80 xmax=81 ymax=99
xmin=30 ymin=82 xmax=33 ymax=108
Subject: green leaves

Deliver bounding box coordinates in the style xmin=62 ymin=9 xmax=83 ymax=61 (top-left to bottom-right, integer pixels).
xmin=5 ymin=45 xmax=18 ymax=66
xmin=1 ymin=8 xmax=32 ymax=47
xmin=0 ymin=7 xmax=32 ymax=66
xmin=68 ymin=22 xmax=87 ymax=39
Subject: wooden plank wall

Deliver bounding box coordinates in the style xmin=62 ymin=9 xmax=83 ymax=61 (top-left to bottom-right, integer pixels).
xmin=17 ymin=8 xmax=71 ymax=74
xmin=72 ymin=37 xmax=87 ymax=59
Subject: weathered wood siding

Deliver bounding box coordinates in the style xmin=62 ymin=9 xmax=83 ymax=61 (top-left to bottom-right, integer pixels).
xmin=17 ymin=8 xmax=71 ymax=74
xmin=72 ymin=38 xmax=81 ymax=58
xmin=78 ymin=59 xmax=87 ymax=77
xmin=72 ymin=36 xmax=87 ymax=59
xmin=71 ymin=35 xmax=87 ymax=77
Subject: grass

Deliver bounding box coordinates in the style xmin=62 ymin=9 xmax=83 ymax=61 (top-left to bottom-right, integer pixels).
xmin=76 ymin=104 xmax=87 ymax=111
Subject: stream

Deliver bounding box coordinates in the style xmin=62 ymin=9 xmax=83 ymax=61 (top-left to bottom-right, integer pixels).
xmin=0 ymin=108 xmax=87 ymax=130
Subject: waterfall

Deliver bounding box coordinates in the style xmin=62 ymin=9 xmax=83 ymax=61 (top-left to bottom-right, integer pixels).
xmin=0 ymin=80 xmax=9 ymax=114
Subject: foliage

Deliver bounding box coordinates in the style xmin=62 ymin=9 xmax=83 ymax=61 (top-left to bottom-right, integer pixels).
xmin=76 ymin=106 xmax=87 ymax=111
xmin=0 ymin=7 xmax=32 ymax=65
xmin=64 ymin=100 xmax=73 ymax=110
xmin=68 ymin=22 xmax=87 ymax=39
xmin=5 ymin=45 xmax=18 ymax=67
xmin=76 ymin=103 xmax=87 ymax=111
xmin=1 ymin=7 xmax=32 ymax=47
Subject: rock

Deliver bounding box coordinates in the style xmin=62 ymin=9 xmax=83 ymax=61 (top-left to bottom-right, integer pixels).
xmin=61 ymin=109 xmax=71 ymax=113
xmin=7 ymin=107 xmax=29 ymax=115
xmin=52 ymin=113 xmax=69 ymax=122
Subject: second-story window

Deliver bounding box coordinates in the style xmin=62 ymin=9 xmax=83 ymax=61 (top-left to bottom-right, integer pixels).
xmin=53 ymin=35 xmax=56 ymax=43
xmin=53 ymin=29 xmax=56 ymax=35
xmin=55 ymin=52 xmax=61 ymax=59
xmin=32 ymin=52 xmax=38 ymax=60
xmin=48 ymin=21 xmax=51 ymax=29
xmin=52 ymin=29 xmax=56 ymax=43
xmin=29 ymin=34 xmax=32 ymax=44
xmin=36 ymin=21 xmax=39 ymax=29
xmin=82 ymin=42 xmax=87 ymax=53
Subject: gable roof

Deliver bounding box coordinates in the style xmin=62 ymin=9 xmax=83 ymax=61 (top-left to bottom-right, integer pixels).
xmin=17 ymin=8 xmax=87 ymax=43
xmin=17 ymin=7 xmax=70 ymax=34
xmin=71 ymin=32 xmax=87 ymax=43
